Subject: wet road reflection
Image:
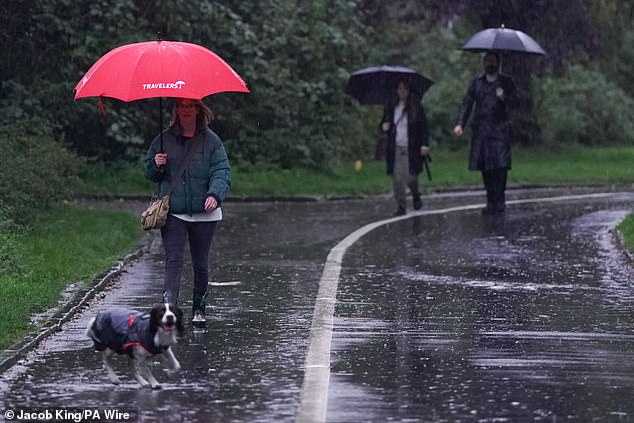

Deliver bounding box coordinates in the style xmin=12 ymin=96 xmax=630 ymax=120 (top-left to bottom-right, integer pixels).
xmin=0 ymin=189 xmax=632 ymax=422
xmin=329 ymin=194 xmax=634 ymax=422
xmin=1 ymin=198 xmax=389 ymax=422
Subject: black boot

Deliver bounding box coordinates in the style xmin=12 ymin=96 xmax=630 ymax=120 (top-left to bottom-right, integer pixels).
xmin=413 ymin=196 xmax=422 ymax=210
xmin=482 ymin=202 xmax=495 ymax=215
xmin=393 ymin=206 xmax=406 ymax=216
xmin=191 ymin=291 xmax=208 ymax=329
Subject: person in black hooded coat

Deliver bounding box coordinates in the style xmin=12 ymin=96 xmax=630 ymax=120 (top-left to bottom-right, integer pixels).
xmin=453 ymin=52 xmax=518 ymax=214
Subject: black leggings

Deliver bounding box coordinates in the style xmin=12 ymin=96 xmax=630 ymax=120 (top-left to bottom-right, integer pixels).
xmin=160 ymin=215 xmax=217 ymax=304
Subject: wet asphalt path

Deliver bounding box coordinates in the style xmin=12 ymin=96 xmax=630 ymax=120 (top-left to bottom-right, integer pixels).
xmin=327 ymin=192 xmax=634 ymax=422
xmin=0 ymin=188 xmax=633 ymax=422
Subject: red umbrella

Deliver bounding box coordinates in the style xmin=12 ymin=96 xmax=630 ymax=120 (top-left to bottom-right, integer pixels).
xmin=74 ymin=40 xmax=249 ymax=151
xmin=74 ymin=40 xmax=249 ymax=101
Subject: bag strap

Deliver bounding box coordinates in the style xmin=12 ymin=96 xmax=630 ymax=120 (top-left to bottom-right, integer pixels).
xmin=159 ymin=134 xmax=202 ymax=196
xmin=395 ymin=110 xmax=405 ymax=126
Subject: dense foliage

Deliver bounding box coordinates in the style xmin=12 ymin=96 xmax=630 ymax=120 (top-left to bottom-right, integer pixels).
xmin=2 ymin=0 xmax=370 ymax=169
xmin=3 ymin=0 xmax=632 ymax=166
xmin=0 ymin=122 xmax=85 ymax=225
xmin=534 ymin=65 xmax=634 ymax=145
xmin=0 ymin=0 xmax=632 ymax=233
xmin=0 ymin=121 xmax=85 ymax=274
xmin=356 ymin=0 xmax=633 ymax=146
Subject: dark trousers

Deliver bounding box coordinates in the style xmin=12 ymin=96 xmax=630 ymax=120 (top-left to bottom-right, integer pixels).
xmin=392 ymin=146 xmax=420 ymax=210
xmin=482 ymin=169 xmax=507 ymax=209
xmin=160 ymin=215 xmax=217 ymax=304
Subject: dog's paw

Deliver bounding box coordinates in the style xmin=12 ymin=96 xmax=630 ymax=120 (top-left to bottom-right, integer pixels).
xmin=108 ymin=371 xmax=121 ymax=385
xmin=136 ymin=378 xmax=150 ymax=388
xmin=166 ymin=364 xmax=181 ymax=375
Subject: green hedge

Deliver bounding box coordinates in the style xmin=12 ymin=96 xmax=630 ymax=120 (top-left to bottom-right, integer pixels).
xmin=0 ymin=122 xmax=85 ymax=225
xmin=534 ymin=65 xmax=634 ymax=146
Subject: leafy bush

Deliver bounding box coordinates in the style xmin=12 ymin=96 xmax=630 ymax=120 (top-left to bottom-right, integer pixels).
xmin=0 ymin=121 xmax=86 ymax=224
xmin=3 ymin=0 xmax=370 ymax=169
xmin=533 ymin=65 xmax=634 ymax=145
xmin=0 ymin=211 xmax=25 ymax=275
xmin=3 ymin=0 xmax=633 ymax=170
xmin=205 ymin=0 xmax=369 ymax=169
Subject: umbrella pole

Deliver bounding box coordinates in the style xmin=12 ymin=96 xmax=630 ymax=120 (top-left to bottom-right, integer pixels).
xmin=159 ymin=97 xmax=164 ymax=153
xmin=158 ymin=97 xmax=165 ymax=174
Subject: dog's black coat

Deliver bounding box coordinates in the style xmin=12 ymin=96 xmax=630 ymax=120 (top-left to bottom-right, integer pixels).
xmin=89 ymin=307 xmax=177 ymax=356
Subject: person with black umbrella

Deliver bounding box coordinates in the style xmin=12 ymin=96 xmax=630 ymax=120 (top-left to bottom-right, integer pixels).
xmin=381 ymin=79 xmax=430 ymax=216
xmin=453 ymin=52 xmax=518 ymax=215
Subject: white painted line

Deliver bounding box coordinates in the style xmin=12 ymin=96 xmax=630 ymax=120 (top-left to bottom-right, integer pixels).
xmin=209 ymin=281 xmax=241 ymax=286
xmin=296 ymin=191 xmax=626 ymax=423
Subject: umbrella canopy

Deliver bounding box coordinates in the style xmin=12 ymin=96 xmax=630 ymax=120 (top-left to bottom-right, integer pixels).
xmin=462 ymin=25 xmax=546 ymax=55
xmin=345 ymin=66 xmax=433 ymax=105
xmin=74 ymin=40 xmax=249 ymax=101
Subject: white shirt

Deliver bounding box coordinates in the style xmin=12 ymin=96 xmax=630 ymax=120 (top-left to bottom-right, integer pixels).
xmin=171 ymin=207 xmax=222 ymax=222
xmin=393 ymin=101 xmax=409 ymax=147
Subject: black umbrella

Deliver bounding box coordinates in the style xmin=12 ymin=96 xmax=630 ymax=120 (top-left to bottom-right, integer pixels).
xmin=345 ymin=65 xmax=434 ymax=105
xmin=462 ymin=25 xmax=546 ymax=56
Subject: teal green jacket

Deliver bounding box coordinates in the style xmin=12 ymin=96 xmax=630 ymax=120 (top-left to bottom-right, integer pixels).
xmin=144 ymin=126 xmax=231 ymax=215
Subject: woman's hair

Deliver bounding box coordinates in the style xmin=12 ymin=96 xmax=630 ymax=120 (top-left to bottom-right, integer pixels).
xmin=169 ymin=99 xmax=215 ymax=129
xmin=393 ymin=79 xmax=419 ymax=121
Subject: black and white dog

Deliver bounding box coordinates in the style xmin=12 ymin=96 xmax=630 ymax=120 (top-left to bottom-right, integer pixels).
xmin=85 ymin=303 xmax=184 ymax=389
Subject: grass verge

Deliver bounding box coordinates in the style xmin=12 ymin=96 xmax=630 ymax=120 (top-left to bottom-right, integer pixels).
xmin=617 ymin=213 xmax=634 ymax=256
xmin=232 ymin=144 xmax=634 ymax=195
xmin=0 ymin=205 xmax=141 ymax=350
xmin=81 ymin=145 xmax=634 ymax=197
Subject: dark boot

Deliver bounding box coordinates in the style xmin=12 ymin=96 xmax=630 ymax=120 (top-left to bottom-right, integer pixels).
xmin=482 ymin=202 xmax=494 ymax=215
xmin=393 ymin=206 xmax=406 ymax=216
xmin=191 ymin=291 xmax=208 ymax=329
xmin=491 ymin=171 xmax=507 ymax=214
xmin=413 ymin=195 xmax=422 ymax=210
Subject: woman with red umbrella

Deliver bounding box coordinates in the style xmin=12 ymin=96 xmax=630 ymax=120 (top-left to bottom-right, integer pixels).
xmin=144 ymin=97 xmax=230 ymax=328
xmin=75 ymin=40 xmax=249 ymax=329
